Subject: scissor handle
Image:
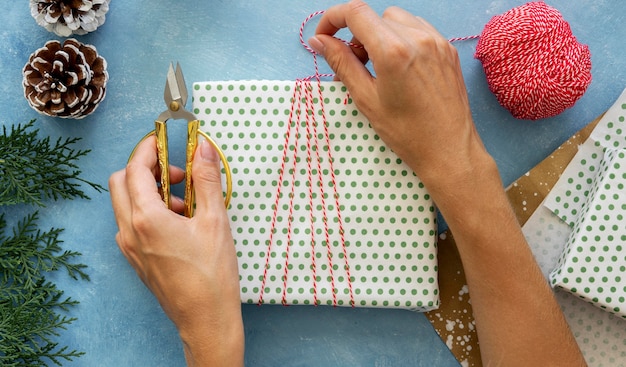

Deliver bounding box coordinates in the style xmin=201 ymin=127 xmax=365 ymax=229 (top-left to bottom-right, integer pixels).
xmin=184 ymin=120 xmax=233 ymax=216
xmin=155 ymin=120 xmax=171 ymax=209
xmin=129 ymin=126 xmax=232 ymax=216
xmin=185 ymin=120 xmax=200 ymax=217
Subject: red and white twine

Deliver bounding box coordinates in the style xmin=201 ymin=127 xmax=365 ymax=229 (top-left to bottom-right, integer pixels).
xmin=258 ymin=11 xmax=355 ymax=307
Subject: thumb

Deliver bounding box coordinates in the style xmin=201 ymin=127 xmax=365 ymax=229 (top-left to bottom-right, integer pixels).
xmin=191 ymin=139 xmax=226 ymax=217
xmin=308 ymin=35 xmax=376 ymax=111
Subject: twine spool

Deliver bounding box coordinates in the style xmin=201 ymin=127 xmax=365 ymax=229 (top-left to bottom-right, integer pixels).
xmin=474 ymin=1 xmax=592 ymax=120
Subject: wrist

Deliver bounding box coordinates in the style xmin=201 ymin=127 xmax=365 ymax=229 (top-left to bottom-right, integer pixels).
xmin=179 ymin=305 xmax=245 ymax=367
xmin=421 ymin=147 xmax=505 ymax=231
xmin=423 ymin=143 xmax=498 ymax=198
xmin=434 ymin=154 xmax=526 ymax=255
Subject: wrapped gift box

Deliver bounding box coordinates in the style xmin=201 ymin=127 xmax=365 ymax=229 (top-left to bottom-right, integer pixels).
xmin=192 ymin=80 xmax=439 ymax=311
xmin=549 ymin=148 xmax=626 ymax=318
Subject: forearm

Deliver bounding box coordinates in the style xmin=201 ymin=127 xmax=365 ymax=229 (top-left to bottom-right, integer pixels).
xmin=430 ymin=151 xmax=586 ymax=366
xmin=110 ymin=138 xmax=246 ymax=367
xmin=180 ymin=305 xmax=245 ymax=367
xmin=310 ymin=2 xmax=585 ymax=364
xmin=177 ymin=252 xmax=245 ymax=367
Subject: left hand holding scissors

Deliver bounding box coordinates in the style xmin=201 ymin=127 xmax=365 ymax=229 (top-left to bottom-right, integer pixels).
xmin=130 ymin=62 xmax=232 ymax=216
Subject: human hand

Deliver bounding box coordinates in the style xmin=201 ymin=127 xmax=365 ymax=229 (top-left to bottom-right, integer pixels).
xmin=308 ymin=4 xmax=587 ymax=366
xmin=309 ymin=0 xmax=493 ymax=194
xmin=109 ymin=136 xmax=244 ymax=366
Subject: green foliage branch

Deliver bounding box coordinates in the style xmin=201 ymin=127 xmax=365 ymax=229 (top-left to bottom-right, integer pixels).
xmin=1 ymin=120 xmax=102 ymax=366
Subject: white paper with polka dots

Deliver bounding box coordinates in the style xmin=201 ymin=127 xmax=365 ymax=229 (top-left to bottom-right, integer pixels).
xmin=544 ymin=139 xmax=604 ymax=227
xmin=523 ymin=87 xmax=626 ymax=366
xmin=544 ymin=88 xmax=626 ymax=319
xmin=550 ymin=148 xmax=626 ymax=318
xmin=525 ymin=205 xmax=626 ymax=367
xmin=545 ymin=89 xmax=626 ymax=227
xmin=192 ymin=80 xmax=439 ymax=311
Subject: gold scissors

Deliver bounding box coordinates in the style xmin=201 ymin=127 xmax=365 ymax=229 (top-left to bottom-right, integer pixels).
xmin=131 ymin=62 xmax=232 ymax=216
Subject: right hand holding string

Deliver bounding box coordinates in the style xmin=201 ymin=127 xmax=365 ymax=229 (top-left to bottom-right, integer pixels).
xmin=309 ymin=0 xmax=492 ymax=196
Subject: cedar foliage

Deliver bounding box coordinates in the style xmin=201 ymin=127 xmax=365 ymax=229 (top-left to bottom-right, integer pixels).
xmin=0 ymin=120 xmax=102 ymax=366
xmin=0 ymin=120 xmax=104 ymax=206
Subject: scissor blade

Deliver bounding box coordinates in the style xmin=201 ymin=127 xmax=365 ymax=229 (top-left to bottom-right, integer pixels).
xmin=163 ymin=62 xmax=182 ymax=106
xmin=175 ymin=62 xmax=188 ymax=106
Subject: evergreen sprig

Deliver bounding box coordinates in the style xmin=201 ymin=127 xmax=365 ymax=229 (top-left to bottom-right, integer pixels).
xmin=0 ymin=120 xmax=105 ymax=206
xmin=0 ymin=213 xmax=89 ymax=366
xmin=1 ymin=120 xmax=99 ymax=366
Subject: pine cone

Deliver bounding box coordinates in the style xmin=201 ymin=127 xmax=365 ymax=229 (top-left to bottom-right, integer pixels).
xmin=30 ymin=0 xmax=111 ymax=37
xmin=23 ymin=38 xmax=108 ymax=119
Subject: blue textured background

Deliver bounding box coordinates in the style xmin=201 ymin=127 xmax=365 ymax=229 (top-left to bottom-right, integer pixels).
xmin=1 ymin=1 xmax=624 ymax=366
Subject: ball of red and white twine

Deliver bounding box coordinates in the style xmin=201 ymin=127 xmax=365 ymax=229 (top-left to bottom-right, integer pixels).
xmin=474 ymin=1 xmax=592 ymax=120
xmin=304 ymin=2 xmax=592 ymax=121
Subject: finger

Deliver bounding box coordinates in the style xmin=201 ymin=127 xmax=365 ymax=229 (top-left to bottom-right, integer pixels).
xmin=131 ymin=137 xmax=185 ymax=213
xmin=109 ymin=168 xmax=132 ymax=230
xmin=347 ymin=36 xmax=369 ymax=65
xmin=316 ymin=0 xmax=387 ymax=50
xmin=153 ymin=165 xmax=184 ymax=213
xmin=110 ymin=170 xmax=144 ymax=272
xmin=129 ymin=134 xmax=158 ymax=169
xmin=311 ymin=34 xmax=374 ymax=92
xmin=329 ymin=35 xmax=369 ymax=82
xmin=111 ymin=148 xmax=160 ymax=232
xmin=169 ymin=165 xmax=185 ymax=185
xmin=191 ymin=140 xmax=228 ymax=220
xmin=131 ymin=136 xmax=184 ymax=189
xmin=170 ymin=195 xmax=185 ymax=215
xmin=313 ymin=1 xmax=399 ymax=113
xmin=154 ymin=187 xmax=184 ymax=214
xmin=126 ymin=135 xmax=168 ymax=214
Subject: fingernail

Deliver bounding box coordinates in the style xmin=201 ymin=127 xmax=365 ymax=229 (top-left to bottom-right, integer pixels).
xmin=308 ymin=36 xmax=325 ymax=55
xmin=199 ymin=140 xmax=218 ymax=162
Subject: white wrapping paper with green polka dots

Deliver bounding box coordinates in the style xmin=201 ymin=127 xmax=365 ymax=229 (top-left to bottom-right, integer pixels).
xmin=523 ymin=88 xmax=626 ymax=366
xmin=544 ymin=87 xmax=626 ymax=319
xmin=545 ymin=87 xmax=626 ymax=227
xmin=192 ymin=80 xmax=439 ymax=311
xmin=549 ymin=148 xmax=626 ymax=318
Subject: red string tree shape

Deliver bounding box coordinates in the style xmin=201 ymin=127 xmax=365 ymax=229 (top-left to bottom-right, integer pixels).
xmin=191 ymin=11 xmax=440 ymax=310
xmin=473 ymin=1 xmax=592 ymax=120
xmin=257 ymin=10 xmax=363 ymax=308
xmin=255 ymin=2 xmax=593 ymax=308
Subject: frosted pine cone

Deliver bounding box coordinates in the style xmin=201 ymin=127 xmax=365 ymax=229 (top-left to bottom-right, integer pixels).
xmin=23 ymin=39 xmax=108 ymax=119
xmin=30 ymin=0 xmax=111 ymax=37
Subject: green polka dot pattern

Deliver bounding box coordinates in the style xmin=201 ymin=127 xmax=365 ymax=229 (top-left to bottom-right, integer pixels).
xmin=550 ymin=148 xmax=626 ymax=319
xmin=527 ymin=90 xmax=626 ymax=364
xmin=546 ymin=141 xmax=604 ymax=227
xmin=546 ymin=100 xmax=626 ymax=228
xmin=192 ymin=80 xmax=438 ymax=310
